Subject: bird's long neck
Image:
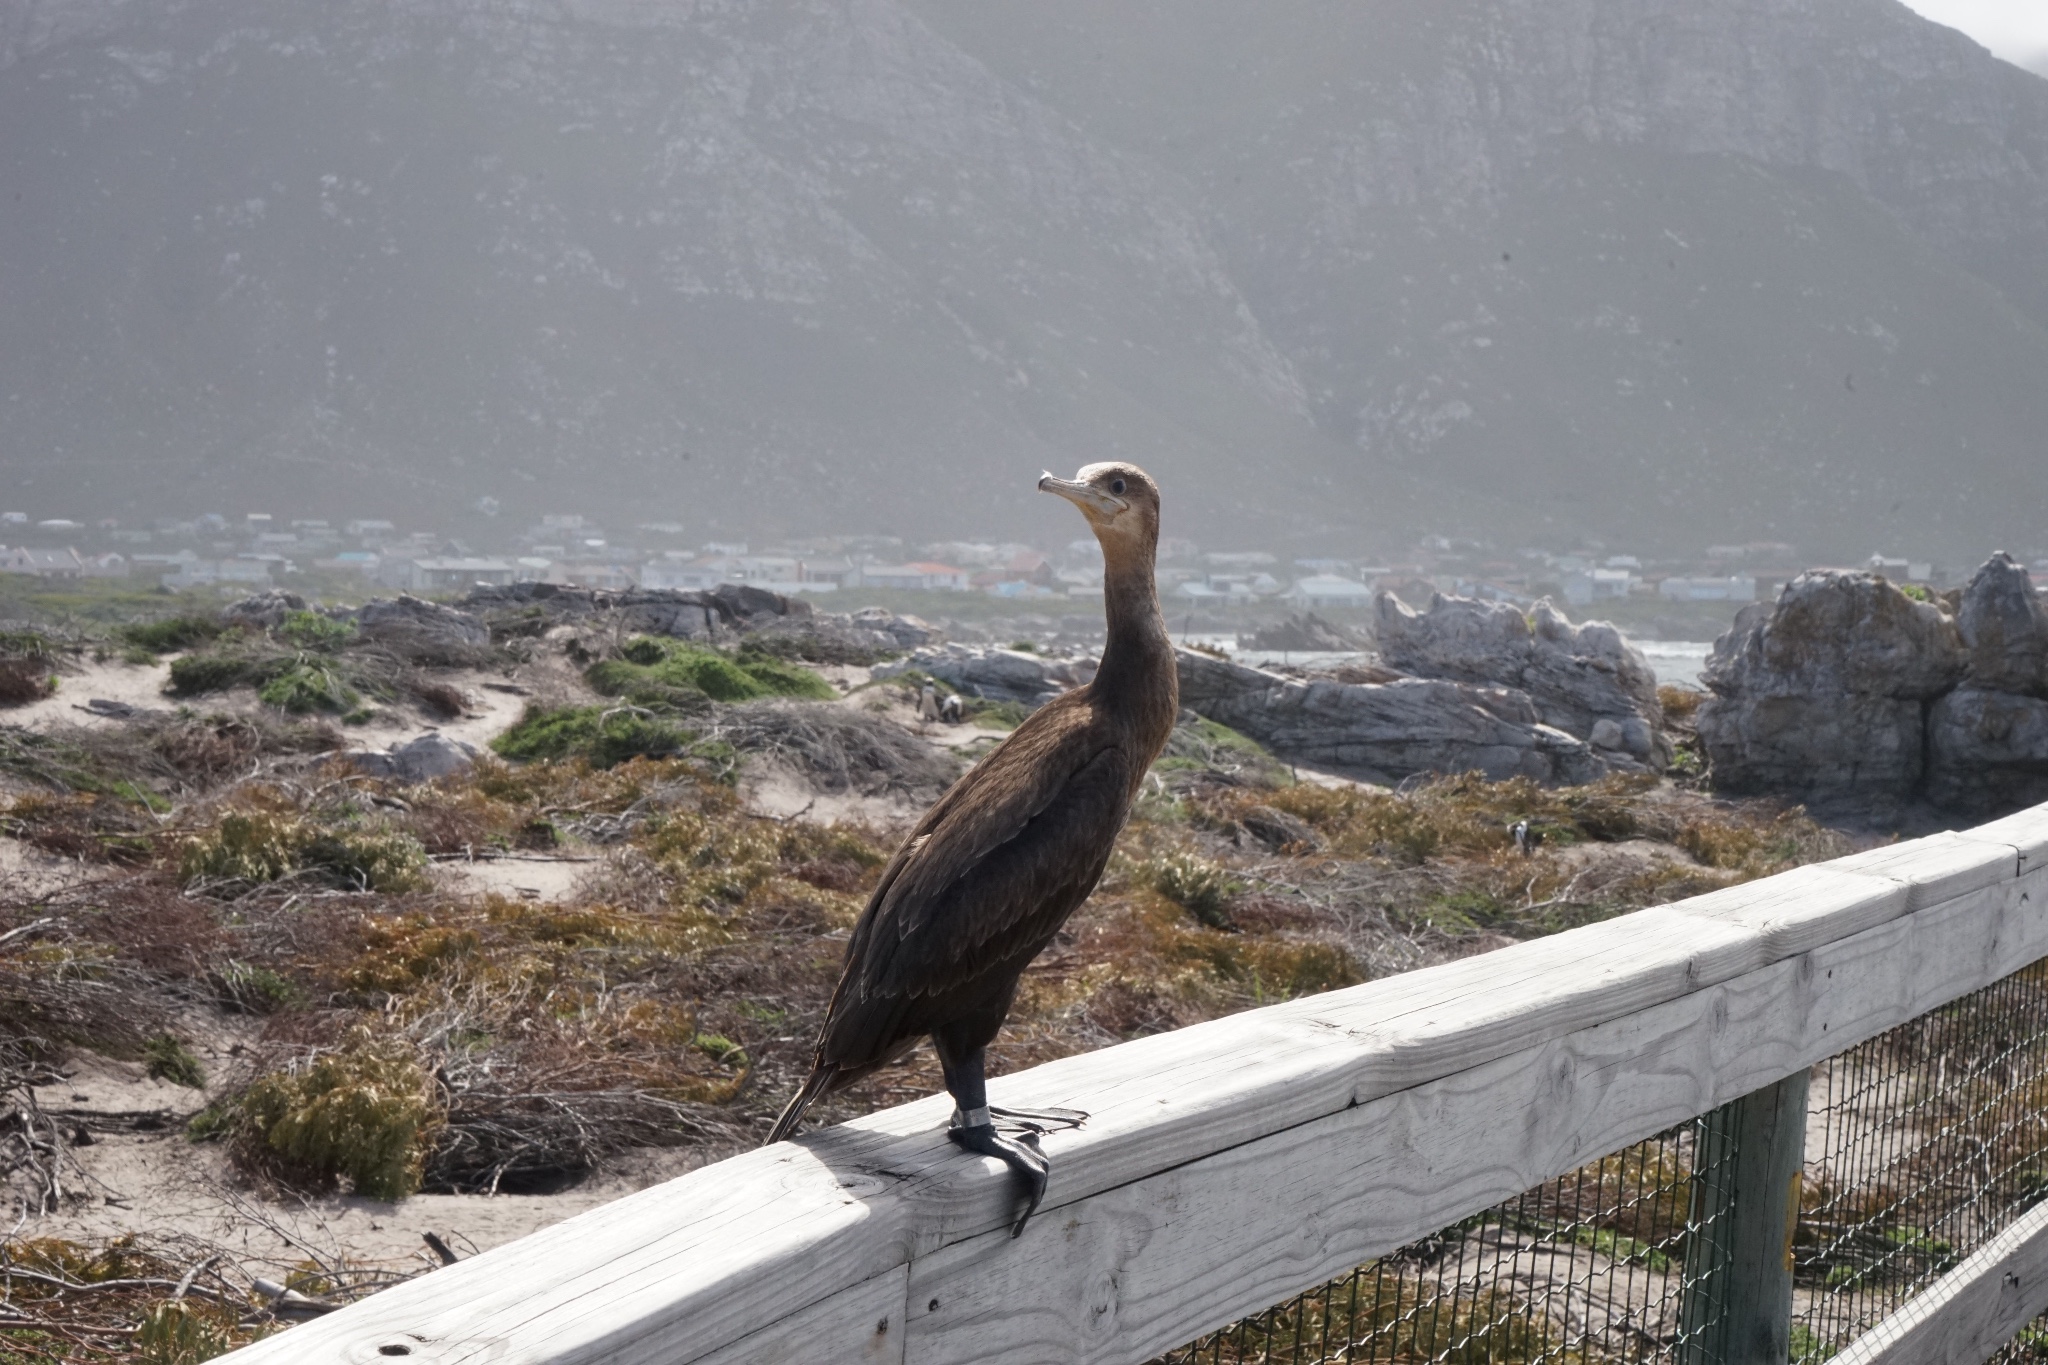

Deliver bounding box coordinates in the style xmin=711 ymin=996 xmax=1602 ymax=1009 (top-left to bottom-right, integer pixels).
xmin=1091 ymin=538 xmax=1178 ymax=748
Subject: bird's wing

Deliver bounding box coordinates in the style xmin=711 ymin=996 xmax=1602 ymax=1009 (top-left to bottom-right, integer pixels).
xmin=823 ymin=703 xmax=1132 ymax=1044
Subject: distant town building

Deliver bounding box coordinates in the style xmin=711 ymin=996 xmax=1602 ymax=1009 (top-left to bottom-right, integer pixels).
xmin=312 ymin=551 xmax=381 ymax=576
xmin=380 ymin=557 xmax=517 ymax=592
xmin=0 ymin=547 xmax=127 ymax=579
xmin=1563 ymin=567 xmax=1635 ymax=606
xmin=1866 ymin=554 xmax=1933 ymax=583
xmin=548 ymin=561 xmax=637 ymax=591
xmin=1658 ymin=575 xmax=1759 ymax=603
xmin=1286 ymin=574 xmax=1375 ymax=608
xmin=1177 ymin=571 xmax=1283 ymax=602
xmin=858 ymin=562 xmax=970 ymax=591
xmin=160 ymin=558 xmax=272 ymax=589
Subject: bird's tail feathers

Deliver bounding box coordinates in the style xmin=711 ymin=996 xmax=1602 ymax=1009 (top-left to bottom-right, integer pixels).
xmin=766 ymin=1065 xmax=839 ymax=1146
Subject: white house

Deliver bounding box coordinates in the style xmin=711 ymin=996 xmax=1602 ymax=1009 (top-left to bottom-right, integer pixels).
xmin=161 ymin=558 xmax=273 ymax=589
xmin=1659 ymin=575 xmax=1759 ymax=603
xmin=1563 ymin=567 xmax=1635 ymax=606
xmin=857 ymin=562 xmax=970 ymax=591
xmin=381 ymin=557 xmax=518 ymax=592
xmin=1286 ymin=574 xmax=1374 ymax=608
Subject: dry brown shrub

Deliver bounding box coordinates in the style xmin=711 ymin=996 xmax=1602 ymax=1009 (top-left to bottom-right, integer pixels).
xmin=0 ymin=657 xmax=53 ymax=706
xmin=1658 ymin=684 xmax=1704 ymax=723
xmin=1 ymin=792 xmax=157 ymax=864
xmin=408 ymin=679 xmax=472 ymax=719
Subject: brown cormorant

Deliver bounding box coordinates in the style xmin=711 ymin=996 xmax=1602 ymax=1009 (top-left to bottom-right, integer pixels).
xmin=766 ymin=462 xmax=1178 ymax=1235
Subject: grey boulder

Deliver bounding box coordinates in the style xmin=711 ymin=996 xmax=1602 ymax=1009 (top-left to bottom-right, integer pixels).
xmin=220 ymin=590 xmax=308 ymax=630
xmin=1697 ymin=694 xmax=1925 ymax=811
xmin=1957 ymin=552 xmax=2048 ymax=698
xmin=1702 ymin=571 xmax=1963 ymax=700
xmin=876 ymin=645 xmax=1093 ymax=707
xmin=1176 ymin=648 xmax=1606 ymax=786
xmin=356 ymin=594 xmax=492 ymax=649
xmin=1374 ymin=592 xmax=1666 ymax=762
xmin=352 ymin=732 xmax=480 ymax=784
xmin=1925 ymin=687 xmax=2048 ymax=817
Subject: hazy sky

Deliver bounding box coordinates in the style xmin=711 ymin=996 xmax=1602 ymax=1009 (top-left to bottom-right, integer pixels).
xmin=1900 ymin=0 xmax=2048 ymax=74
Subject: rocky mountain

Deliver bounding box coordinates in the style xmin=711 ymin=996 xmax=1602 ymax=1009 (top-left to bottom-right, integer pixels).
xmin=3 ymin=0 xmax=2046 ymax=555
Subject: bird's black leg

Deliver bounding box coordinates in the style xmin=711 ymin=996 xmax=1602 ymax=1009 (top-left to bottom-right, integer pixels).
xmin=939 ymin=1046 xmax=1050 ymax=1238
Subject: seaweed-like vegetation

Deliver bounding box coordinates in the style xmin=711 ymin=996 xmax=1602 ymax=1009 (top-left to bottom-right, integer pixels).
xmin=588 ymin=635 xmax=833 ymax=705
xmin=491 ymin=704 xmax=716 ymax=769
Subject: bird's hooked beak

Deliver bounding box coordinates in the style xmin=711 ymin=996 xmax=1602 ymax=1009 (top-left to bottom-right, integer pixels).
xmin=1037 ymin=471 xmax=1128 ymax=519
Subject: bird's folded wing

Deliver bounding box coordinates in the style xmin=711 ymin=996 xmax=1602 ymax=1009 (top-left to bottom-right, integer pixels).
xmin=848 ymin=723 xmax=1132 ymax=1002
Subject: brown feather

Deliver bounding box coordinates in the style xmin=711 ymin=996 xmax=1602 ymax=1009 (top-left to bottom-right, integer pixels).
xmin=771 ymin=462 xmax=1178 ymax=1139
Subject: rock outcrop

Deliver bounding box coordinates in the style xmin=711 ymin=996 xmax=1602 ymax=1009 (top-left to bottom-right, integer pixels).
xmin=1698 ymin=559 xmax=2048 ymax=817
xmin=219 ymin=590 xmax=307 ymax=630
xmin=351 ymin=733 xmax=480 ymax=784
xmin=1956 ymin=552 xmax=2048 ymax=698
xmin=1374 ymin=593 xmax=1669 ymax=766
xmin=1176 ymin=649 xmax=1606 ymax=786
xmin=454 ymin=583 xmax=942 ymax=663
xmin=874 ymin=645 xmax=1093 ymax=707
xmin=1925 ymin=689 xmax=2048 ymax=815
xmin=356 ymin=593 xmax=491 ymax=650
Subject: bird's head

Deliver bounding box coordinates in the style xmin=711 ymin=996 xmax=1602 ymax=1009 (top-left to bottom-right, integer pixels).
xmin=1037 ymin=462 xmax=1160 ymax=564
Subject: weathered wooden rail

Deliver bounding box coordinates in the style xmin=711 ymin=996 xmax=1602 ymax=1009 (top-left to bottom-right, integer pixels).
xmin=220 ymin=803 xmax=2048 ymax=1365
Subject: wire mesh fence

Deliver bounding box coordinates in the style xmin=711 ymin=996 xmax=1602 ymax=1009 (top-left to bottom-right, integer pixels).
xmin=1795 ymin=960 xmax=2048 ymax=1362
xmin=1154 ymin=956 xmax=2048 ymax=1365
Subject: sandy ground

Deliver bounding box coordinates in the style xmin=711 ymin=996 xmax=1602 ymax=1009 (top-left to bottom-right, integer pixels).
xmin=0 ymin=835 xmax=109 ymax=898
xmin=342 ymin=672 xmax=533 ymax=758
xmin=430 ymin=852 xmax=604 ymax=901
xmin=1 ymin=658 xmax=985 ymax=1269
xmin=3 ymin=656 xmax=532 ymax=760
xmin=27 ymin=1047 xmax=718 ymax=1272
xmin=7 ymin=656 xmax=178 ymax=728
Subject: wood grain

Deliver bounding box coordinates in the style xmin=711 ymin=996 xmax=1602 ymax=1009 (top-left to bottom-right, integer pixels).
xmin=1827 ymin=1197 xmax=2048 ymax=1365
xmin=900 ymin=872 xmax=2046 ymax=1365
xmin=211 ymin=806 xmax=2048 ymax=1365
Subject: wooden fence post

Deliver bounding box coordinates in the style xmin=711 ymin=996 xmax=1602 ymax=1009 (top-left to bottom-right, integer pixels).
xmin=1679 ymin=1068 xmax=1811 ymax=1365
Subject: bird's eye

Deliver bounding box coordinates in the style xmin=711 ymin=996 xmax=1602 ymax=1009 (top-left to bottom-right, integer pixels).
xmin=1110 ymin=478 xmax=1126 ymax=495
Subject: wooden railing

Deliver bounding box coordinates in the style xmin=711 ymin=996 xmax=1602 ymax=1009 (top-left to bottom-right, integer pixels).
xmin=218 ymin=803 xmax=2048 ymax=1365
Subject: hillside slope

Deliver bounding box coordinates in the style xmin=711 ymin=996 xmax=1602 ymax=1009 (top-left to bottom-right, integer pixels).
xmin=2 ymin=0 xmax=2045 ymax=554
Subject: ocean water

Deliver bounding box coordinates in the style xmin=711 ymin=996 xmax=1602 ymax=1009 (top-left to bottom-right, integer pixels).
xmin=1637 ymin=641 xmax=1714 ymax=691
xmin=1172 ymin=635 xmax=1717 ymax=691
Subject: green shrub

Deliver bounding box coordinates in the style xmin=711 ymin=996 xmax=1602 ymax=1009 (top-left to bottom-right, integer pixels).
xmin=166 ymin=651 xmax=274 ymax=697
xmin=1147 ymin=852 xmax=1241 ymax=928
xmin=258 ymin=660 xmax=361 ymax=714
xmin=179 ymin=810 xmax=422 ymax=890
xmin=591 ymin=638 xmax=833 ymax=707
xmin=0 ymin=628 xmax=56 ymax=659
xmin=300 ymin=828 xmax=428 ymax=892
xmin=493 ymin=704 xmax=702 ymax=768
xmin=276 ymin=610 xmax=355 ymax=651
xmin=135 ymin=1298 xmax=235 ymax=1365
xmin=121 ymin=616 xmax=224 ymax=654
xmin=216 ymin=961 xmax=299 ymax=1014
xmin=144 ymin=1034 xmax=207 ymax=1089
xmin=236 ymin=1038 xmax=443 ymax=1199
xmin=731 ymin=653 xmax=835 ymax=700
xmin=180 ymin=811 xmax=305 ymax=885
xmin=971 ymin=699 xmax=1030 ymax=730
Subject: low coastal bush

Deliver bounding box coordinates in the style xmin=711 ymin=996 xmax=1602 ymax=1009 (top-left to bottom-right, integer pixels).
xmin=178 ymin=809 xmax=426 ymax=891
xmin=589 ymin=637 xmax=832 ymax=707
xmin=120 ymin=615 xmax=224 ymax=654
xmin=492 ymin=703 xmax=713 ymax=769
xmin=256 ymin=659 xmax=361 ymax=715
xmin=234 ymin=1036 xmax=443 ymax=1199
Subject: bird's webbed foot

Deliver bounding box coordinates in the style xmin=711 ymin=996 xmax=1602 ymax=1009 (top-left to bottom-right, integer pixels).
xmin=988 ymin=1104 xmax=1088 ymax=1135
xmin=948 ymin=1118 xmax=1050 ymax=1238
